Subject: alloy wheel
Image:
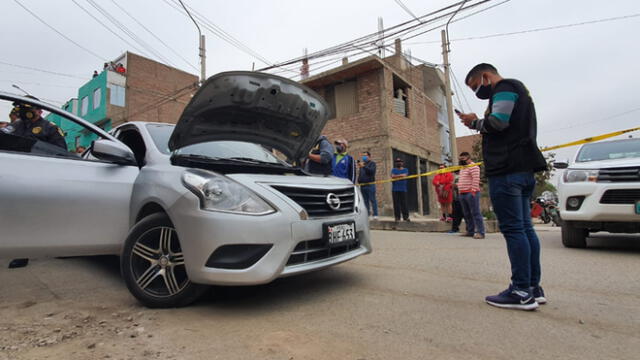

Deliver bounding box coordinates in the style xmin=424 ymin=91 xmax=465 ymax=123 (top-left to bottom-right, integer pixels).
xmin=130 ymin=226 xmax=189 ymax=297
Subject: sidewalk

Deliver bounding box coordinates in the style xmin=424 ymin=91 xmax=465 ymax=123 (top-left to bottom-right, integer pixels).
xmin=369 ymin=215 xmax=499 ymax=233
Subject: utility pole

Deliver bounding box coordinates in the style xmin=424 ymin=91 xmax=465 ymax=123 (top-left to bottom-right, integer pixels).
xmin=377 ymin=17 xmax=385 ymax=57
xmin=199 ymin=34 xmax=206 ymax=82
xmin=441 ymin=30 xmax=457 ymax=162
xmin=179 ymin=0 xmax=206 ymax=84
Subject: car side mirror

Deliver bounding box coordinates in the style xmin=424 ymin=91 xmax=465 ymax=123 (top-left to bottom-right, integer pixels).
xmin=92 ymin=139 xmax=137 ymax=165
xmin=553 ymin=159 xmax=569 ymax=169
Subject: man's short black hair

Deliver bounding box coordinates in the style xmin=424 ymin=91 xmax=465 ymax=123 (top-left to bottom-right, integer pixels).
xmin=459 ymin=151 xmax=470 ymax=157
xmin=363 ymin=151 xmax=371 ymax=156
xmin=465 ymin=63 xmax=498 ymax=84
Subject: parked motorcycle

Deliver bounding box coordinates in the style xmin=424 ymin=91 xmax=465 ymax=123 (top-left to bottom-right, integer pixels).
xmin=534 ymin=197 xmax=562 ymax=226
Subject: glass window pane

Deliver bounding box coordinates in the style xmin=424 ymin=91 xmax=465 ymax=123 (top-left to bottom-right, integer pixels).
xmin=93 ymin=88 xmax=101 ymax=109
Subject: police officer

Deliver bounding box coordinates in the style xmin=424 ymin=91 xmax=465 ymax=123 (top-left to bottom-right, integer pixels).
xmin=4 ymin=96 xmax=67 ymax=150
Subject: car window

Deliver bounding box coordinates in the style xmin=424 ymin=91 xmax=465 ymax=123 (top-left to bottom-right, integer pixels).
xmin=145 ymin=123 xmax=287 ymax=165
xmin=576 ymin=139 xmax=640 ymax=162
xmin=0 ymin=97 xmax=108 ymax=162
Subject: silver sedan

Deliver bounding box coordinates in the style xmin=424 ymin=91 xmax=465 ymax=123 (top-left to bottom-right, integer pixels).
xmin=0 ymin=72 xmax=372 ymax=307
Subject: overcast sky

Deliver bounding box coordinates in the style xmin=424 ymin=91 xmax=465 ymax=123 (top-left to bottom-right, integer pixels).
xmin=1 ymin=0 xmax=638 ymax=184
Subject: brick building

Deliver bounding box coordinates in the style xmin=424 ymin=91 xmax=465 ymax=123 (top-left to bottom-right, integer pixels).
xmin=48 ymin=52 xmax=198 ymax=151
xmin=457 ymin=134 xmax=481 ymax=157
xmin=302 ymin=40 xmax=452 ymax=217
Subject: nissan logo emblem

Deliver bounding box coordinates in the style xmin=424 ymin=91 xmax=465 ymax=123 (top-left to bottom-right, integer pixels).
xmin=326 ymin=193 xmax=341 ymax=210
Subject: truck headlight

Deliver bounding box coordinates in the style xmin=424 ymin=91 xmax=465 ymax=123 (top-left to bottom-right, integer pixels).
xmin=563 ymin=169 xmax=599 ymax=183
xmin=182 ymin=169 xmax=275 ymax=215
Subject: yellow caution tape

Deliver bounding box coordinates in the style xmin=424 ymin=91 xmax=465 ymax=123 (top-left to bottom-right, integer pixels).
xmin=358 ymin=125 xmax=640 ymax=186
xmin=539 ymin=126 xmax=640 ymax=152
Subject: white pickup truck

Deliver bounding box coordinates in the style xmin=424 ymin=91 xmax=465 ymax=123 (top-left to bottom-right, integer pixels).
xmin=554 ymin=138 xmax=640 ymax=248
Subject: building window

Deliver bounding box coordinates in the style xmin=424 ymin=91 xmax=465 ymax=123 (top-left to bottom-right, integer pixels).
xmin=81 ymin=96 xmax=88 ymax=116
xmin=75 ymin=136 xmax=80 ymax=149
xmin=93 ymin=88 xmax=101 ymax=110
xmin=324 ymin=79 xmax=357 ymax=119
xmin=392 ymin=74 xmax=409 ymax=117
xmin=109 ymin=84 xmax=125 ymax=107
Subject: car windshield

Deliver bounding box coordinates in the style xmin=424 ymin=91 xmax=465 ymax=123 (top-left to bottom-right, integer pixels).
xmin=576 ymin=139 xmax=640 ymax=162
xmin=146 ymin=124 xmax=286 ymax=165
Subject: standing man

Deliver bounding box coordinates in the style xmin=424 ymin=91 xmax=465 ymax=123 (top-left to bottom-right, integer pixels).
xmin=306 ymin=135 xmax=333 ymax=176
xmin=358 ymin=151 xmax=378 ymax=219
xmin=459 ymin=63 xmax=547 ymax=311
xmin=432 ymin=164 xmax=454 ymax=222
xmin=457 ymin=152 xmax=485 ymax=239
xmin=390 ymin=158 xmax=410 ymax=222
xmin=332 ymin=139 xmax=356 ymax=183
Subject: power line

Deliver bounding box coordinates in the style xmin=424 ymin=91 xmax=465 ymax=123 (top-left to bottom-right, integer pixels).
xmin=108 ymin=0 xmax=199 ymax=71
xmin=71 ymin=0 xmax=152 ymax=59
xmin=12 ymin=0 xmax=105 ymax=61
xmin=541 ymin=107 xmax=640 ymax=134
xmin=84 ymin=0 xmax=177 ymax=66
xmin=259 ymin=0 xmax=493 ymax=72
xmin=400 ymin=0 xmax=510 ymax=42
xmin=0 ymin=79 xmax=79 ymax=89
xmin=409 ymin=12 xmax=640 ymax=44
xmin=162 ymin=0 xmax=274 ymax=67
xmin=0 ymin=60 xmax=87 ymax=80
xmin=394 ymin=0 xmax=422 ymax=23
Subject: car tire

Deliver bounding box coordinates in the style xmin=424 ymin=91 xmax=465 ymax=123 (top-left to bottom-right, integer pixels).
xmin=121 ymin=213 xmax=208 ymax=308
xmin=561 ymin=222 xmax=587 ymax=248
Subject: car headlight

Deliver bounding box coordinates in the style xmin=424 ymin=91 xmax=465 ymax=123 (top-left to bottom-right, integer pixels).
xmin=563 ymin=169 xmax=599 ymax=183
xmin=182 ymin=169 xmax=275 ymax=215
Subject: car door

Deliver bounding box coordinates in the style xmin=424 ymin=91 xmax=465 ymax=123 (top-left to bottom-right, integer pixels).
xmin=0 ymin=96 xmax=139 ymax=259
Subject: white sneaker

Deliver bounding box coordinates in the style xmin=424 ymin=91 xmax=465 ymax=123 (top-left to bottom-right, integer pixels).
xmin=373 ymin=216 xmax=378 ymax=220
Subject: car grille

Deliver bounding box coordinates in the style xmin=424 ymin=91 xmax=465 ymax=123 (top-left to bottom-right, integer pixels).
xmin=597 ymin=167 xmax=640 ymax=182
xmin=271 ymin=185 xmax=355 ymax=217
xmin=600 ymin=189 xmax=640 ymax=204
xmin=286 ymin=237 xmax=361 ymax=266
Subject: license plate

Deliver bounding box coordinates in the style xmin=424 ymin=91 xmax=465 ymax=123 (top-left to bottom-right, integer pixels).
xmin=324 ymin=222 xmax=356 ymax=246
xmin=636 ymin=201 xmax=640 ymax=215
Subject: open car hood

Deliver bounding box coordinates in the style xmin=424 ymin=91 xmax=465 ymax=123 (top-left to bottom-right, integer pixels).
xmin=168 ymin=71 xmax=331 ymax=160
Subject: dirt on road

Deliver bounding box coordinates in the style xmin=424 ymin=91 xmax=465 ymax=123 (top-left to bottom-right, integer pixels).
xmin=1 ymin=229 xmax=639 ymax=360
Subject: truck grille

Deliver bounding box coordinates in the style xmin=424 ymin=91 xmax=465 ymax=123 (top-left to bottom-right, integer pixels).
xmin=286 ymin=237 xmax=360 ymax=266
xmin=600 ymin=189 xmax=640 ymax=204
xmin=272 ymin=186 xmax=355 ymax=217
xmin=597 ymin=167 xmax=640 ymax=182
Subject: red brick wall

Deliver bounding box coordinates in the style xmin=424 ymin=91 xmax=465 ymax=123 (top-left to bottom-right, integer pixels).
xmin=118 ymin=53 xmax=198 ymax=126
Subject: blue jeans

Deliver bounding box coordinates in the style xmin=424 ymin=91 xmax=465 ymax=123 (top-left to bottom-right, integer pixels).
xmin=488 ymin=172 xmax=541 ymax=290
xmin=460 ymin=192 xmax=485 ymax=235
xmin=360 ymin=185 xmax=378 ymax=216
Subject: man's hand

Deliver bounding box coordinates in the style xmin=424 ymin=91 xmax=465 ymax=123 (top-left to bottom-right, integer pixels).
xmin=458 ymin=112 xmax=478 ymax=128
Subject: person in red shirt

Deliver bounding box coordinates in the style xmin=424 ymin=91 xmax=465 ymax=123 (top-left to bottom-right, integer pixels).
xmin=432 ymin=163 xmax=454 ymax=222
xmin=116 ymin=63 xmax=126 ymax=75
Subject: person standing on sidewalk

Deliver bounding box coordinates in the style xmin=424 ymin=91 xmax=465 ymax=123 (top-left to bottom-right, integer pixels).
xmin=358 ymin=151 xmax=378 ymax=219
xmin=457 ymin=152 xmax=485 ymax=239
xmin=432 ymin=164 xmax=454 ymax=222
xmin=459 ymin=63 xmax=548 ymax=311
xmin=390 ymin=158 xmax=410 ymax=222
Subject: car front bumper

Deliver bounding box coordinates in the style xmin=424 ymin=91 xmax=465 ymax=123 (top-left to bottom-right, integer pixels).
xmin=559 ymin=181 xmax=640 ymax=222
xmin=167 ymin=192 xmax=371 ymax=286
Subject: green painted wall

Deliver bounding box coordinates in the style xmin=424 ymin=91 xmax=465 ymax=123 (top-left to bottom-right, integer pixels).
xmin=46 ymin=70 xmax=112 ymax=151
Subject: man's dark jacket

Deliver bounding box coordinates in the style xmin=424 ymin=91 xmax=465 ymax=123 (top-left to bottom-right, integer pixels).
xmin=482 ymin=79 xmax=546 ymax=177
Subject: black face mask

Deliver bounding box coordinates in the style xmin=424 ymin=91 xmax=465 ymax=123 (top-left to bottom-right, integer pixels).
xmin=474 ymin=77 xmax=492 ymax=100
xmin=459 ymin=160 xmax=468 ymax=166
xmin=395 ymin=162 xmax=403 ymax=167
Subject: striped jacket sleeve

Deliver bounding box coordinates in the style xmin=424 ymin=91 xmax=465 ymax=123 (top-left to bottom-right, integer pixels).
xmin=471 ymin=82 xmax=519 ymax=133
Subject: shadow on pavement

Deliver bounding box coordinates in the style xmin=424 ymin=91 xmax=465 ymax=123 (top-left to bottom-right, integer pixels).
xmin=584 ymin=234 xmax=640 ymax=253
xmin=196 ymin=267 xmax=364 ymax=311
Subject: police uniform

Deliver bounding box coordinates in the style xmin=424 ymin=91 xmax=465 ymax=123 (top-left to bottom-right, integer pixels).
xmin=5 ymin=117 xmax=67 ymax=150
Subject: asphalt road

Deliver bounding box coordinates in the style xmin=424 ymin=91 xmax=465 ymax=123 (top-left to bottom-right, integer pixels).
xmin=1 ymin=228 xmax=639 ymax=360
